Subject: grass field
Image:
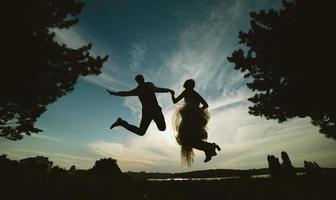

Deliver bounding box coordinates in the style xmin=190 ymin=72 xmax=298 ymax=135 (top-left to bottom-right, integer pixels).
xmin=1 ymin=172 xmax=334 ymax=200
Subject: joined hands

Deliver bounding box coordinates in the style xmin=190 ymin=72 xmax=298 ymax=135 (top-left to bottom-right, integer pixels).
xmin=169 ymin=89 xmax=175 ymax=96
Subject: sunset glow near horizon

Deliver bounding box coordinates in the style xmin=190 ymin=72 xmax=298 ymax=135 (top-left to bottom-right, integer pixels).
xmin=1 ymin=0 xmax=336 ymax=173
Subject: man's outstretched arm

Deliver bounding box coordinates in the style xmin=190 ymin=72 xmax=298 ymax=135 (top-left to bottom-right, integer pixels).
xmin=155 ymin=87 xmax=173 ymax=93
xmin=107 ymin=89 xmax=137 ymax=96
xmin=153 ymin=84 xmax=173 ymax=93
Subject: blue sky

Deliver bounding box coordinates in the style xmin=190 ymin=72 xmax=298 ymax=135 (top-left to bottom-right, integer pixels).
xmin=1 ymin=0 xmax=336 ymax=172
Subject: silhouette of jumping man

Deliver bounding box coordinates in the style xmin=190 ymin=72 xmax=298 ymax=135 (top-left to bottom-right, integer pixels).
xmin=107 ymin=74 xmax=173 ymax=136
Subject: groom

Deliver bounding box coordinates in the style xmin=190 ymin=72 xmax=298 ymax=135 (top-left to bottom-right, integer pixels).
xmin=107 ymin=74 xmax=173 ymax=136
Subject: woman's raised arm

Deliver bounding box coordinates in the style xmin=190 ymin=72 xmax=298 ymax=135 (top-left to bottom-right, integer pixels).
xmin=171 ymin=91 xmax=184 ymax=104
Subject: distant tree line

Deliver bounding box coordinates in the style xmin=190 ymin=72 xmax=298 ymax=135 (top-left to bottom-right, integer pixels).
xmin=1 ymin=153 xmax=333 ymax=179
xmin=0 ymin=154 xmax=121 ymax=176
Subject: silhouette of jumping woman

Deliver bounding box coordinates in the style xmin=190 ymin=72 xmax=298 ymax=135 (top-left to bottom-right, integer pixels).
xmin=171 ymin=79 xmax=221 ymax=166
xmin=107 ymin=74 xmax=173 ymax=136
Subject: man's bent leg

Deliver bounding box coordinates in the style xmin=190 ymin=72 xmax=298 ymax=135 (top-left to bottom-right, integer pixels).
xmin=120 ymin=112 xmax=152 ymax=136
xmin=153 ymin=110 xmax=166 ymax=131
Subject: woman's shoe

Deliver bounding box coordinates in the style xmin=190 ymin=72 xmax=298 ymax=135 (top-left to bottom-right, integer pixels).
xmin=210 ymin=143 xmax=220 ymax=156
xmin=110 ymin=118 xmax=123 ymax=129
xmin=204 ymin=143 xmax=221 ymax=162
xmin=204 ymin=152 xmax=212 ymax=162
xmin=214 ymin=143 xmax=221 ymax=152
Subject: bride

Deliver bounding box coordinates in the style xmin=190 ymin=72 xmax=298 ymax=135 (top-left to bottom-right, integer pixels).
xmin=170 ymin=79 xmax=220 ymax=166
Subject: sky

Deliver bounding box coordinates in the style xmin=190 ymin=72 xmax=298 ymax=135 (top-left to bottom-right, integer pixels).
xmin=1 ymin=0 xmax=336 ymax=173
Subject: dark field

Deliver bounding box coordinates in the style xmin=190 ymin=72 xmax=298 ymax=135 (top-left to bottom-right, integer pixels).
xmin=1 ymin=173 xmax=334 ymax=200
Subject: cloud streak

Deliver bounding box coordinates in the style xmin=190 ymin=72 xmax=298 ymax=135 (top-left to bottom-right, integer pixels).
xmin=52 ymin=27 xmax=130 ymax=91
xmin=31 ymin=133 xmax=63 ymax=142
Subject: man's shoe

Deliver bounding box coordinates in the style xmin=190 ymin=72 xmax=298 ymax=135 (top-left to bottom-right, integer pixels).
xmin=110 ymin=118 xmax=123 ymax=129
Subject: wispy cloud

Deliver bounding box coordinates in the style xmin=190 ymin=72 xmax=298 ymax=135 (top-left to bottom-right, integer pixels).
xmin=84 ymin=73 xmax=131 ymax=90
xmin=31 ymin=133 xmax=63 ymax=142
xmin=129 ymin=41 xmax=147 ymax=71
xmin=52 ymin=27 xmax=129 ymax=91
xmin=120 ymin=0 xmax=249 ymax=117
xmin=52 ymin=153 xmax=95 ymax=162
xmin=11 ymin=148 xmax=49 ymax=157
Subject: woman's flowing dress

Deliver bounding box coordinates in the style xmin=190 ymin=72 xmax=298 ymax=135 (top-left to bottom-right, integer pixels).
xmin=173 ymin=103 xmax=209 ymax=166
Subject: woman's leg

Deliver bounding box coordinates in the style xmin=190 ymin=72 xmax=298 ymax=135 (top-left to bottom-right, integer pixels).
xmin=192 ymin=140 xmax=211 ymax=152
xmin=110 ymin=111 xmax=152 ymax=136
xmin=192 ymin=140 xmax=220 ymax=162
